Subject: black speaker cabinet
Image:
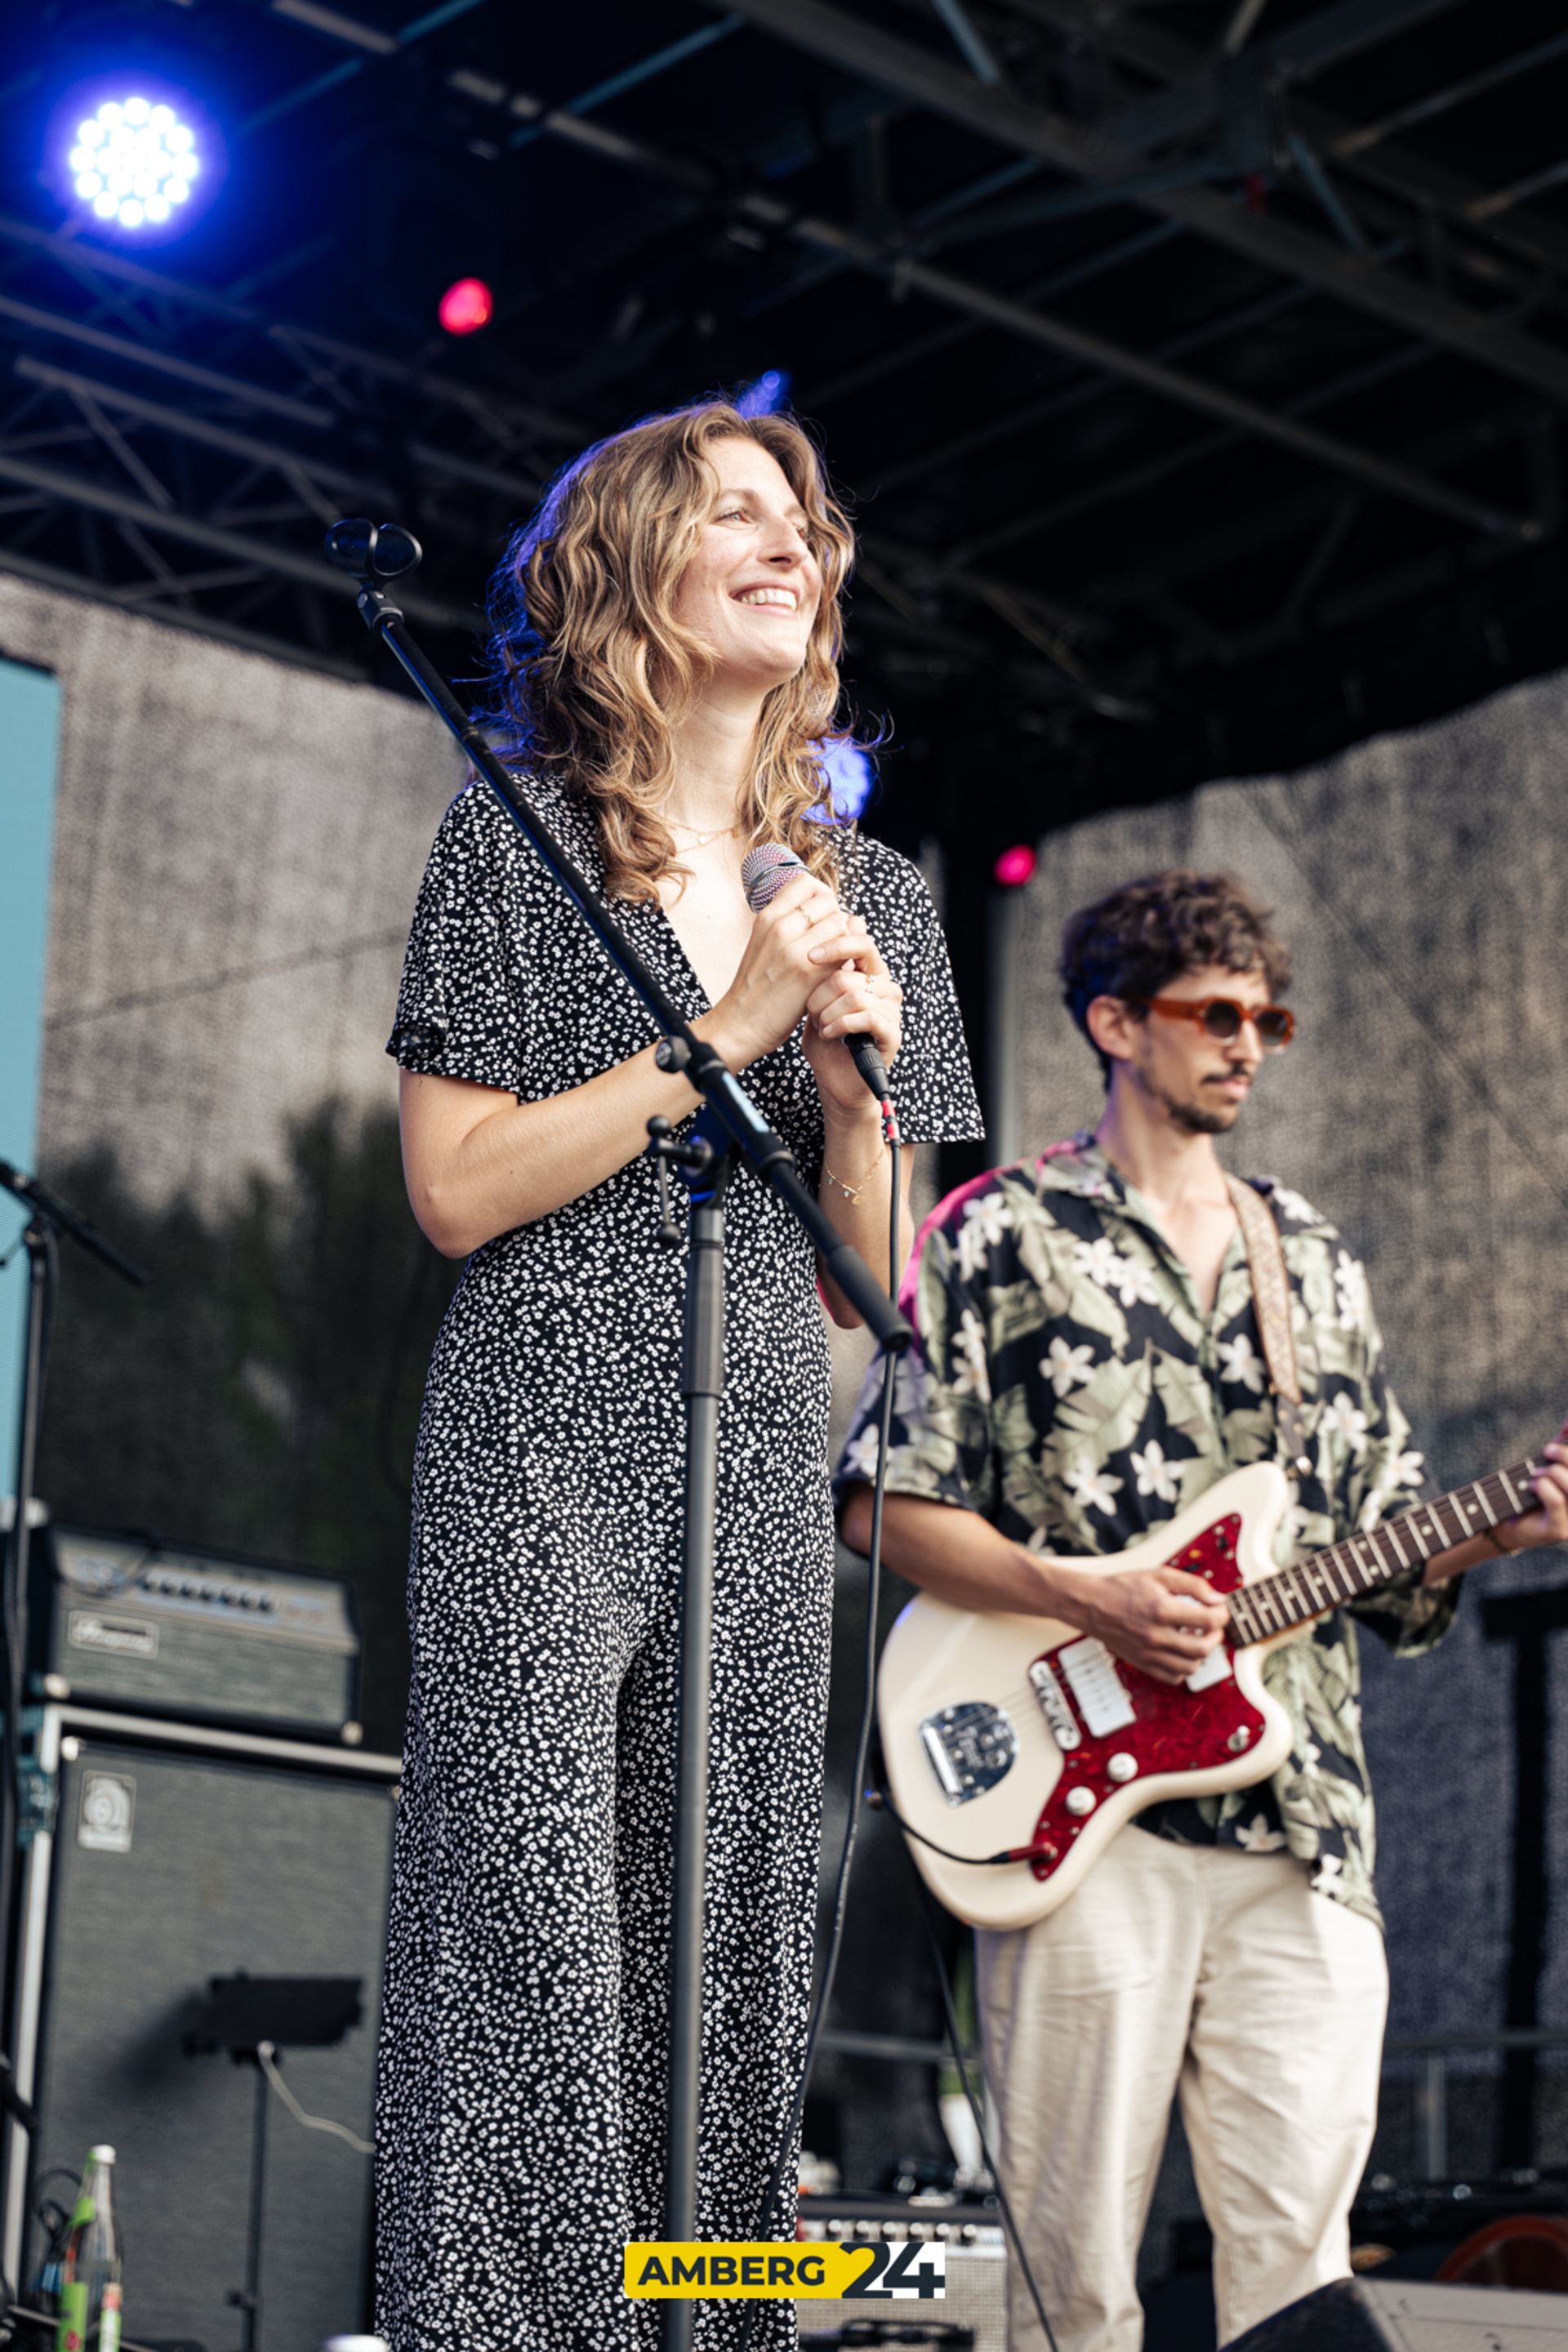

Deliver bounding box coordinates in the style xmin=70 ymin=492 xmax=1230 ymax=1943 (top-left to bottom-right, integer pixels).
xmin=4 ymin=1705 xmax=399 ymax=2352
xmin=1230 ymin=2275 xmax=1568 ymax=2348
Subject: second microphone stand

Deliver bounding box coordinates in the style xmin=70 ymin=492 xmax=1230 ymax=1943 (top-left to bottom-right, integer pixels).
xmin=0 ymin=1160 xmax=146 ymax=2265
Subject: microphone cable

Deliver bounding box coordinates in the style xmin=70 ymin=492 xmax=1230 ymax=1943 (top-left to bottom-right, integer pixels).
xmin=737 ymin=1099 xmax=902 ymax=2346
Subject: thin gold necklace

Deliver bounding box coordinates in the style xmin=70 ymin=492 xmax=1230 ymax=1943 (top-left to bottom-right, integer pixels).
xmin=665 ymin=817 xmax=740 ymax=849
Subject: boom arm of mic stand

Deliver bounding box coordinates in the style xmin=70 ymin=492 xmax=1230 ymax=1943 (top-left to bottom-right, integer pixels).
xmin=0 ymin=1162 xmax=149 ymax=1287
xmin=332 ymin=533 xmax=911 ymax=1356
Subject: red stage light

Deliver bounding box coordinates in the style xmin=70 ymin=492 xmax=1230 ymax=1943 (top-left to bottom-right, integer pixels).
xmin=439 ymin=277 xmax=493 ymax=335
xmin=993 ymin=843 xmax=1036 ymax=889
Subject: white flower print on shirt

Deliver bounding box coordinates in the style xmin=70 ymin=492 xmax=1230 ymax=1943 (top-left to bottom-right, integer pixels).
xmin=1217 ymin=1331 xmax=1266 ymax=1394
xmin=1065 ymin=1461 xmax=1125 ymax=1517
xmin=1070 ymin=1235 xmax=1122 ymax=1287
xmin=1357 ymin=1448 xmax=1428 ymax=1530
xmin=1070 ymin=1235 xmax=1159 ymax=1308
xmin=1319 ymin=1394 xmax=1370 ymax=1456
xmin=1130 ymin=1438 xmax=1181 ymax=1504
xmin=1334 ymin=1250 xmax=1368 ymax=1330
xmin=1044 ymin=1337 xmax=1096 ymax=1399
xmin=841 ymin=1426 xmax=881 ymax=1483
xmin=1270 ymin=1185 xmax=1320 ymax=1227
xmin=1236 ymin=1812 xmax=1287 ymax=1852
xmin=1311 ymin=1852 xmax=1343 ymax=1893
xmin=956 ymin=1192 xmax=1014 ymax=1282
xmin=951 ymin=1308 xmax=992 ymax=1401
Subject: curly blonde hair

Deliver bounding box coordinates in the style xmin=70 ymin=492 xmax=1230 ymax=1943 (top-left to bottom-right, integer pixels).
xmin=484 ymin=400 xmax=862 ymax=902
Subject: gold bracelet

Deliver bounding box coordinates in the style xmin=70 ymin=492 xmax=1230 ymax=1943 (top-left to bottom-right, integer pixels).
xmin=822 ymin=1146 xmax=887 ymax=1206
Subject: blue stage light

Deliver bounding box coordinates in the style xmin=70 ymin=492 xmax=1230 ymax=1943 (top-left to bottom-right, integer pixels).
xmin=813 ymin=740 xmax=874 ymax=823
xmin=736 ymin=369 xmax=791 ymax=416
xmin=51 ymin=82 xmax=218 ymax=240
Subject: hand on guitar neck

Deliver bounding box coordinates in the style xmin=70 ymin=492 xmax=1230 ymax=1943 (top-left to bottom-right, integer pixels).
xmin=1417 ymin=1418 xmax=1568 ymax=1584
xmin=840 ymin=1418 xmax=1568 ymax=1690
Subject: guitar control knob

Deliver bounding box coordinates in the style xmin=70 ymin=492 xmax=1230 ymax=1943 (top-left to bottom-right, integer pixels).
xmin=1106 ymin=1753 xmax=1138 ymax=1784
xmin=1227 ymin=1726 xmax=1251 ymax=1753
xmin=1064 ymin=1787 xmax=1096 ymax=1817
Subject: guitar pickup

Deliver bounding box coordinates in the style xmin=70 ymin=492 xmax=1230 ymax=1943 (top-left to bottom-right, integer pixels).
xmin=1029 ymin=1657 xmax=1081 ymax=1751
xmin=1186 ymin=1646 xmax=1232 ymax=1694
xmin=1056 ymin=1637 xmax=1138 ymax=1736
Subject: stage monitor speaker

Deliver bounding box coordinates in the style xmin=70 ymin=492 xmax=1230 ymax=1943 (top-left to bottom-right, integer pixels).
xmin=1229 ymin=2275 xmax=1568 ymax=2348
xmin=6 ymin=1706 xmax=399 ymax=2352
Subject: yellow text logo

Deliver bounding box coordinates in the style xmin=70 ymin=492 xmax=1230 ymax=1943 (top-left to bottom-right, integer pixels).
xmin=623 ymin=2239 xmax=946 ymax=2300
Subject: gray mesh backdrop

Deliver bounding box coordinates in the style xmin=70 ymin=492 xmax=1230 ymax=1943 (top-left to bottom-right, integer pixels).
xmin=1011 ymin=675 xmax=1568 ymax=2069
xmin=0 ymin=573 xmax=461 ymax=1209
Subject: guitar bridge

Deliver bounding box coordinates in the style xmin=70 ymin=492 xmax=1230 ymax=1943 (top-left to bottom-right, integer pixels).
xmin=918 ymin=1702 xmax=1018 ymax=1806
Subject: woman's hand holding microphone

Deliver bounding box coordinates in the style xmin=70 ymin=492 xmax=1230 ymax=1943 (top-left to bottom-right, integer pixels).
xmin=706 ymin=859 xmax=903 ymax=1122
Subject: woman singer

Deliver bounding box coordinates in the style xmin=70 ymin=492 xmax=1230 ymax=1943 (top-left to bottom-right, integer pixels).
xmin=375 ymin=399 xmax=982 ymax=2350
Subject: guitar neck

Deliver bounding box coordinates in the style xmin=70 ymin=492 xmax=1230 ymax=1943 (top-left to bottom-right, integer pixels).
xmin=1227 ymin=1457 xmax=1543 ymax=1646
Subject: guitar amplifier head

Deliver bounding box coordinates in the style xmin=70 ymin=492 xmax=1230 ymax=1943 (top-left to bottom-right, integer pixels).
xmin=33 ymin=1523 xmax=363 ymax=1744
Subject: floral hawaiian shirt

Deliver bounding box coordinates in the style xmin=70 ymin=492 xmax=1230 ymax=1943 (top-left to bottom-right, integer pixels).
xmin=835 ymin=1134 xmax=1458 ymax=1928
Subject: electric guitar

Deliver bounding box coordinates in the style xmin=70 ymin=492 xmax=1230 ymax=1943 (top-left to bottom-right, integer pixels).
xmin=876 ymin=1452 xmax=1548 ymax=1931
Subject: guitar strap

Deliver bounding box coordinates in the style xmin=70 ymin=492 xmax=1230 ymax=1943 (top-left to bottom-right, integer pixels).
xmin=1223 ymin=1174 xmax=1312 ymax=1477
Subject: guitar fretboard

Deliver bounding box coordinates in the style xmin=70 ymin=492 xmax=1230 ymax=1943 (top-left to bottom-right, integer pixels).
xmin=1227 ymin=1458 xmax=1543 ymax=1647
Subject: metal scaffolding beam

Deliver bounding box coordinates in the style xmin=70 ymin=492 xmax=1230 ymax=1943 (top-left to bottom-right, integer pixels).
xmin=0 ymin=448 xmax=479 ymax=630
xmin=1009 ymin=3 xmax=1568 ymax=289
xmin=739 ymin=194 xmax=1534 ymax=541
xmin=0 ymin=213 xmax=587 ymax=449
xmin=1098 ymin=0 xmax=1468 ymax=157
xmin=0 ymin=539 xmax=372 ymax=680
xmin=710 ymin=0 xmax=1568 ymax=404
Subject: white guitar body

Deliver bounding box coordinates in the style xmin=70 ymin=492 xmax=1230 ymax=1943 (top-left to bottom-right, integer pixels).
xmin=876 ymin=1462 xmax=1304 ymax=1932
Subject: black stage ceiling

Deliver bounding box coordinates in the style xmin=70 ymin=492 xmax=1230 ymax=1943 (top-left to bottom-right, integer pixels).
xmin=2 ymin=0 xmax=1566 ymax=874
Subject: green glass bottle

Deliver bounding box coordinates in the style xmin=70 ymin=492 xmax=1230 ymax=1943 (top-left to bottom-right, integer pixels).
xmin=54 ymin=2146 xmax=121 ymax=2352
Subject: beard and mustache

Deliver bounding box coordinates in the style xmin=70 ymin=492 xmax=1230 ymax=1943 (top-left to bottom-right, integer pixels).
xmin=1133 ymin=1062 xmax=1250 ymax=1136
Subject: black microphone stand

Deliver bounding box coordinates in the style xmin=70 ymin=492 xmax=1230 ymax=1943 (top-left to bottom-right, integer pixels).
xmin=0 ymin=1162 xmax=146 ymax=2252
xmin=323 ymin=521 xmax=911 ymax=2347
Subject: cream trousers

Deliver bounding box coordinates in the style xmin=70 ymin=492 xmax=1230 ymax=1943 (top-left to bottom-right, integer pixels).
xmin=975 ymin=1829 xmax=1388 ymax=2352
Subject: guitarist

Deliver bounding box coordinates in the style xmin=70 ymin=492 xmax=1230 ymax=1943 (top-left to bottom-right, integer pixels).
xmin=836 ymin=869 xmax=1568 ymax=2352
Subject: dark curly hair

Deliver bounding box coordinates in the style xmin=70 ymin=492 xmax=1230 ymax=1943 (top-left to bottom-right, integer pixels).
xmin=1061 ymin=871 xmax=1292 ymax=1084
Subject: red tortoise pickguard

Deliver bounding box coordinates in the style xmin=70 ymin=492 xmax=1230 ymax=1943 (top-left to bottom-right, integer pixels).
xmin=1027 ymin=1514 xmax=1266 ymax=1882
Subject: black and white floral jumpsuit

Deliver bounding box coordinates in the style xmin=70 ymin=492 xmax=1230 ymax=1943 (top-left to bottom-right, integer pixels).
xmin=374 ymin=776 xmax=981 ymax=2351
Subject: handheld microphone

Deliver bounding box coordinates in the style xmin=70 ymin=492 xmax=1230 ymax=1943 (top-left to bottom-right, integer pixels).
xmin=739 ymin=844 xmax=891 ymax=1106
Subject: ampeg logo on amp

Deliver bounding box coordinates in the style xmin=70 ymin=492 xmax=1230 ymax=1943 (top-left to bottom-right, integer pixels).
xmin=36 ymin=1524 xmax=363 ymax=1744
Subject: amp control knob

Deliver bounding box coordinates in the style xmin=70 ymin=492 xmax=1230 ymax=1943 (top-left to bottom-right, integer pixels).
xmin=1106 ymin=1753 xmax=1138 ymax=1784
xmin=1064 ymin=1787 xmax=1097 ymax=1817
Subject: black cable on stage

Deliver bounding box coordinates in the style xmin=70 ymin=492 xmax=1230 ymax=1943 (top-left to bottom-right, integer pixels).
xmin=908 ymin=1860 xmax=1062 ymax=2352
xmin=871 ymin=1780 xmax=1042 ymax=1870
xmin=737 ymin=1108 xmax=902 ymax=2349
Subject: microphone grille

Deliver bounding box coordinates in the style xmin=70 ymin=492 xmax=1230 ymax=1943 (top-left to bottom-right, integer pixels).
xmin=740 ymin=842 xmax=805 ymax=911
